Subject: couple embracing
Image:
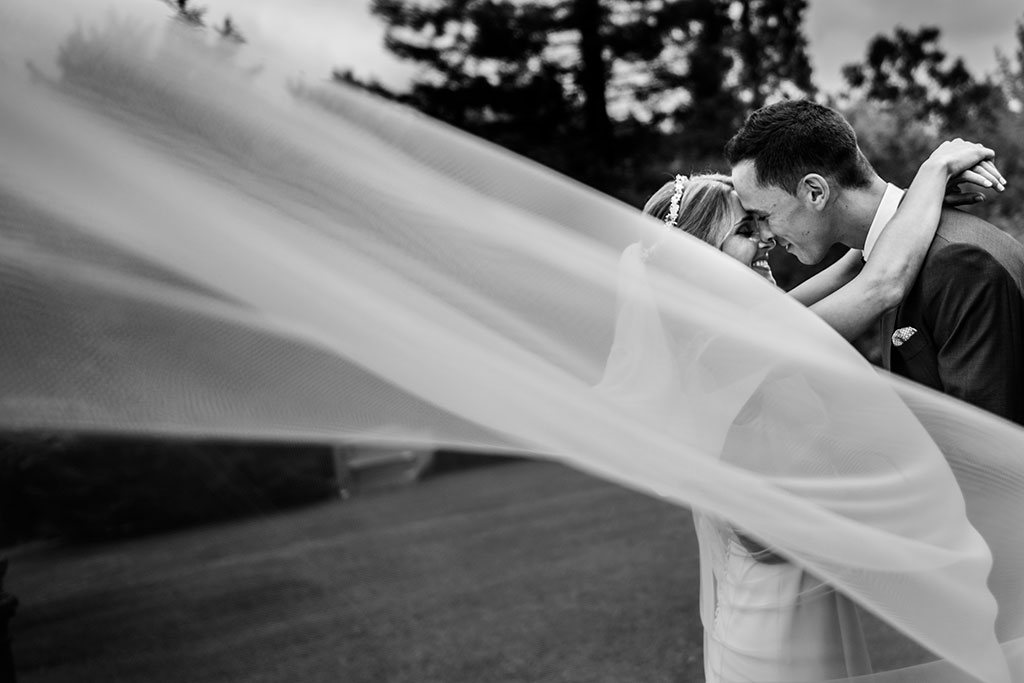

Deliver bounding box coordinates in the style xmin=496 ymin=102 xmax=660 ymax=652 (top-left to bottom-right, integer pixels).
xmin=632 ymin=99 xmax=1024 ymax=681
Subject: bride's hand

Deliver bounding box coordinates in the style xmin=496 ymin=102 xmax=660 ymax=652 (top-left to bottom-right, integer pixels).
xmin=930 ymin=138 xmax=1006 ymax=206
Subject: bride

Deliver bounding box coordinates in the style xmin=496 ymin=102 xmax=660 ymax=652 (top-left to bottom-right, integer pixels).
xmin=628 ymin=141 xmax=1002 ymax=681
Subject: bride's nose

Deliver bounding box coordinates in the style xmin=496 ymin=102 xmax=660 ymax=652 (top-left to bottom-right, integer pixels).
xmin=758 ymin=237 xmax=776 ymax=250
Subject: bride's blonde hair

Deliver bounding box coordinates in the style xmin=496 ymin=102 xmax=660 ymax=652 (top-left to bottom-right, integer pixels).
xmin=642 ymin=173 xmax=736 ymax=250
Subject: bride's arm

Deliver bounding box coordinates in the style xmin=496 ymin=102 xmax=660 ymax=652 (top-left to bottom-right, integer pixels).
xmin=788 ymin=141 xmax=1003 ymax=313
xmin=808 ymin=140 xmax=1002 ymax=341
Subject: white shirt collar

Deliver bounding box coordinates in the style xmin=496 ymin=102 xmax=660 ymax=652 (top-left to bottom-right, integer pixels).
xmin=862 ymin=183 xmax=905 ymax=261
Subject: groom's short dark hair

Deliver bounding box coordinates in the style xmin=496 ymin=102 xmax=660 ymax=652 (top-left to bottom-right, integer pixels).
xmin=724 ymin=99 xmax=875 ymax=194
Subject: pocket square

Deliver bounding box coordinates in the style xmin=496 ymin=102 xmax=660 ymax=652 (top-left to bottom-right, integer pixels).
xmin=891 ymin=326 xmax=917 ymax=347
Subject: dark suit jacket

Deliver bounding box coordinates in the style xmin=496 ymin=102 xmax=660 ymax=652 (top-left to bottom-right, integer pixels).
xmin=880 ymin=208 xmax=1024 ymax=426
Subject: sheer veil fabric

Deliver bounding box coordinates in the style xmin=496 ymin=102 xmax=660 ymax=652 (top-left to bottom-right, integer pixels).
xmin=3 ymin=3 xmax=1024 ymax=681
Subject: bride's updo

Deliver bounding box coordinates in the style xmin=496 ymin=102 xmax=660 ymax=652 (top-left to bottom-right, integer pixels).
xmin=642 ymin=173 xmax=737 ymax=250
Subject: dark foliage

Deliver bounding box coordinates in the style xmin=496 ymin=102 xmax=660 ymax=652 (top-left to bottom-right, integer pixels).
xmin=838 ymin=23 xmax=1024 ymax=241
xmin=0 ymin=435 xmax=339 ymax=543
xmin=427 ymin=450 xmax=524 ymax=475
xmin=732 ymin=0 xmax=815 ymax=110
xmin=841 ymin=26 xmax=1005 ymax=132
xmin=367 ymin=0 xmax=814 ymax=200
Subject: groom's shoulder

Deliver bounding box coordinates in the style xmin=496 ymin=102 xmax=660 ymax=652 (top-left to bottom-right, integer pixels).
xmin=931 ymin=209 xmax=1024 ymax=265
xmin=921 ymin=209 xmax=1024 ymax=290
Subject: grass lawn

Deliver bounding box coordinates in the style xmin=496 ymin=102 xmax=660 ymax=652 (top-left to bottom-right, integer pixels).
xmin=7 ymin=460 xmax=705 ymax=682
xmin=6 ymin=458 xmax=925 ymax=682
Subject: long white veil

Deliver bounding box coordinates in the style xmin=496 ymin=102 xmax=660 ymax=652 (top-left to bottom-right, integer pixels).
xmin=3 ymin=3 xmax=1024 ymax=681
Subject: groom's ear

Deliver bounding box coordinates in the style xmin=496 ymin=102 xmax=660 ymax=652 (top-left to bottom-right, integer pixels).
xmin=798 ymin=174 xmax=830 ymax=210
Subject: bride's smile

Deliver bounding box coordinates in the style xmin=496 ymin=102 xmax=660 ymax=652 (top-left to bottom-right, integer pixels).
xmin=723 ymin=193 xmax=776 ymax=282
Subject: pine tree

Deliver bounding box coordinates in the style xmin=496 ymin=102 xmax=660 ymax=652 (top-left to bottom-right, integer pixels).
xmin=368 ymin=0 xmax=817 ymax=190
xmin=732 ymin=0 xmax=815 ymax=109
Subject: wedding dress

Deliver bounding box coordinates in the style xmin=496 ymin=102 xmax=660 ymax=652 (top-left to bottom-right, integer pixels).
xmin=697 ymin=514 xmax=872 ymax=682
xmin=4 ymin=3 xmax=1024 ymax=682
xmin=698 ymin=518 xmax=859 ymax=681
xmin=600 ymin=243 xmax=887 ymax=682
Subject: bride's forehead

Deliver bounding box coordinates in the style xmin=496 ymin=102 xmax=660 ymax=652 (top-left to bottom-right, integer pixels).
xmin=727 ymin=191 xmax=748 ymax=214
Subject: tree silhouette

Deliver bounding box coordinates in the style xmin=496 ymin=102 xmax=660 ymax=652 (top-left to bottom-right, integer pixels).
xmin=838 ymin=21 xmax=1024 ymax=243
xmin=732 ymin=0 xmax=814 ymax=109
xmin=368 ymin=0 xmax=816 ymax=195
xmin=666 ymin=0 xmax=741 ymax=156
xmin=370 ymin=0 xmax=592 ymax=168
xmin=997 ymin=16 xmax=1024 ymax=111
xmin=841 ymin=26 xmax=1002 ymax=131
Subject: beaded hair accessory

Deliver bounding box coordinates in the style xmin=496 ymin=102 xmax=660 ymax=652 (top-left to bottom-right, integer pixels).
xmin=641 ymin=174 xmax=688 ymax=263
xmin=663 ymin=174 xmax=688 ymax=227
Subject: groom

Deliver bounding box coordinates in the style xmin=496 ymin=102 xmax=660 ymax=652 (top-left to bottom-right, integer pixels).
xmin=724 ymin=99 xmax=1024 ymax=426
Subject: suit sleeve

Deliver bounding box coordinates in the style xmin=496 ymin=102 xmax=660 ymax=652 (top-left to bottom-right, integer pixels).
xmin=921 ymin=244 xmax=1024 ymax=421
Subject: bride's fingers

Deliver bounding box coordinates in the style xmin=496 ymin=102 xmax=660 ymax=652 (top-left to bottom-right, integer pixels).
xmin=974 ymin=164 xmax=1004 ymax=190
xmin=938 ymin=140 xmax=1006 ymax=191
xmin=954 ymin=169 xmax=993 ymax=189
xmin=955 ymin=167 xmax=1004 ymax=191
xmin=979 ymin=159 xmax=1007 ymax=186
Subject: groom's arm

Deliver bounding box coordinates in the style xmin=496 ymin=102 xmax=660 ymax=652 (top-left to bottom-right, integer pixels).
xmin=922 ymin=244 xmax=1024 ymax=422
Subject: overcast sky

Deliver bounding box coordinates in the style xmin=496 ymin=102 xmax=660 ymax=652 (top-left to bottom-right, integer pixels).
xmin=5 ymin=0 xmax=1023 ymax=94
